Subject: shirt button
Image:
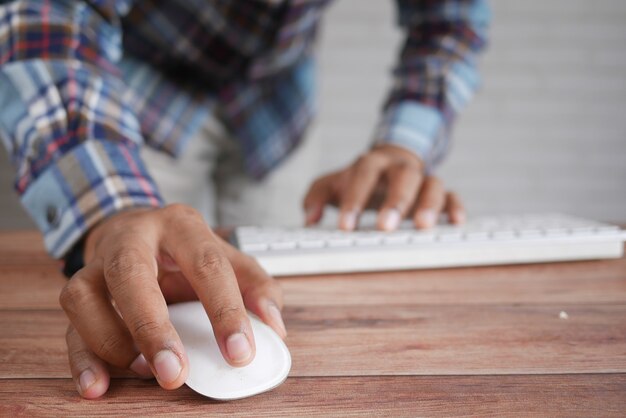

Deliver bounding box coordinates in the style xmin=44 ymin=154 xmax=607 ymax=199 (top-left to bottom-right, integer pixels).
xmin=46 ymin=206 xmax=60 ymax=227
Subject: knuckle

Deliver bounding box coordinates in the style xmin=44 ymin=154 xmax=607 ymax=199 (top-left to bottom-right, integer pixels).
xmin=97 ymin=333 xmax=127 ymax=361
xmin=354 ymin=154 xmax=375 ymax=172
xmin=354 ymin=154 xmax=368 ymax=167
xmin=212 ymin=305 xmax=244 ymax=323
xmin=130 ymin=318 xmax=165 ymax=342
xmin=425 ymin=176 xmax=443 ymax=190
xmin=398 ymin=160 xmax=421 ymax=174
xmin=59 ymin=279 xmax=88 ymax=316
xmin=369 ymin=151 xmax=388 ymax=166
xmin=105 ymin=250 xmax=148 ymax=281
xmin=193 ymin=247 xmax=229 ymax=276
xmin=104 ymin=251 xmax=155 ymax=297
xmin=164 ymin=203 xmax=201 ymax=221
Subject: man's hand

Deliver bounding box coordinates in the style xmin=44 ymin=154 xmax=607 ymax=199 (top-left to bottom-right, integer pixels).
xmin=303 ymin=144 xmax=465 ymax=230
xmin=59 ymin=205 xmax=286 ymax=399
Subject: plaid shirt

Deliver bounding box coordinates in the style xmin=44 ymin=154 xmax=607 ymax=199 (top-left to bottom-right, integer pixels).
xmin=0 ymin=0 xmax=489 ymax=258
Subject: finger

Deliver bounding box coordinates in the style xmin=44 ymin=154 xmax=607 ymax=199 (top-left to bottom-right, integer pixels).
xmin=445 ymin=191 xmax=466 ymax=224
xmin=339 ymin=155 xmax=386 ymax=230
xmin=103 ymin=240 xmax=188 ymax=389
xmin=159 ymin=271 xmax=198 ymax=303
xmin=156 ymin=252 xmax=197 ymax=303
xmin=59 ymin=262 xmax=152 ymax=378
xmin=168 ymin=237 xmax=255 ymax=366
xmin=413 ymin=176 xmax=446 ymax=229
xmin=217 ymin=239 xmax=286 ymax=339
xmin=376 ymin=164 xmax=423 ymax=231
xmin=66 ymin=324 xmax=110 ymax=399
xmin=162 ymin=207 xmax=255 ymax=367
xmin=303 ymin=175 xmax=334 ymax=226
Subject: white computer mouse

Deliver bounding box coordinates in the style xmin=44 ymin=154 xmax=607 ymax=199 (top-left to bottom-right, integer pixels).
xmin=168 ymin=301 xmax=291 ymax=400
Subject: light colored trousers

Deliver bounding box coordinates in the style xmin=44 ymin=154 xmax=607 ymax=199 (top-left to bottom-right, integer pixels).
xmin=141 ymin=114 xmax=313 ymax=228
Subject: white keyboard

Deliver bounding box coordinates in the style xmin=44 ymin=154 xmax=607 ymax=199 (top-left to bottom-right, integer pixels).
xmin=231 ymin=214 xmax=626 ymax=276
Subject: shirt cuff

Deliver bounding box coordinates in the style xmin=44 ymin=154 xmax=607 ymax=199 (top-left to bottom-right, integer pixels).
xmin=372 ymin=101 xmax=443 ymax=167
xmin=20 ymin=140 xmax=163 ymax=258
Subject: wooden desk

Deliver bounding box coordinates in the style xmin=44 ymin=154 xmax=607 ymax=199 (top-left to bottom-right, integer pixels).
xmin=0 ymin=231 xmax=625 ymax=416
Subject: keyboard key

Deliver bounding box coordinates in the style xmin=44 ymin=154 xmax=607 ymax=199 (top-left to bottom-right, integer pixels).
xmin=465 ymin=231 xmax=490 ymax=241
xmin=327 ymin=238 xmax=353 ymax=248
xmin=355 ymin=236 xmax=382 ymax=246
xmin=298 ymin=240 xmax=326 ymax=249
xmin=232 ymin=214 xmax=626 ymax=276
xmin=383 ymin=235 xmax=410 ymax=245
xmin=437 ymin=232 xmax=463 ymax=242
xmin=269 ymin=242 xmax=297 ymax=251
xmin=410 ymin=233 xmax=435 ymax=243
xmin=517 ymin=229 xmax=543 ymax=238
xmin=544 ymin=227 xmax=569 ymax=237
xmin=596 ymin=226 xmax=620 ymax=235
xmin=491 ymin=230 xmax=517 ymax=240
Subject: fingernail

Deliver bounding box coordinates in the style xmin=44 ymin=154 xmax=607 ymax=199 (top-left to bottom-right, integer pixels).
xmin=78 ymin=369 xmax=96 ymax=394
xmin=130 ymin=353 xmax=153 ymax=378
xmin=226 ymin=333 xmax=253 ymax=364
xmin=454 ymin=210 xmax=466 ymax=224
xmin=153 ymin=350 xmax=182 ymax=384
xmin=380 ymin=208 xmax=401 ymax=231
xmin=268 ymin=303 xmax=287 ymax=338
xmin=340 ymin=210 xmax=357 ymax=230
xmin=418 ymin=210 xmax=437 ymax=227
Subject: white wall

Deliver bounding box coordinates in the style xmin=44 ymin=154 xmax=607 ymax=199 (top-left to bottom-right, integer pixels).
xmin=1 ymin=0 xmax=626 ymax=230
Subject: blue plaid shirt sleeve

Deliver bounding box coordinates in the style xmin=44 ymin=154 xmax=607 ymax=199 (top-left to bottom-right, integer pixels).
xmin=373 ymin=0 xmax=491 ymax=171
xmin=0 ymin=0 xmax=161 ymax=258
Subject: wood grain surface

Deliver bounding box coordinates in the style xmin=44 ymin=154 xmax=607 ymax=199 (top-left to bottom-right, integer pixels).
xmin=1 ymin=375 xmax=625 ymax=417
xmin=0 ymin=231 xmax=625 ymax=416
xmin=3 ymin=304 xmax=626 ymax=379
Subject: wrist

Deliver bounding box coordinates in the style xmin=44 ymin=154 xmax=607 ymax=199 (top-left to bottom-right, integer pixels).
xmin=371 ymin=143 xmax=424 ymax=169
xmin=84 ymin=207 xmax=154 ymax=263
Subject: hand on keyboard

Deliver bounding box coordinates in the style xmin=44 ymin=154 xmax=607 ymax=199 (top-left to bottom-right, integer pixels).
xmin=303 ymin=144 xmax=464 ymax=232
